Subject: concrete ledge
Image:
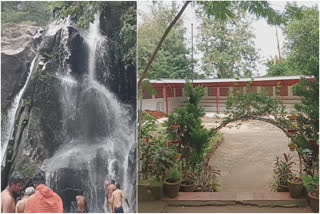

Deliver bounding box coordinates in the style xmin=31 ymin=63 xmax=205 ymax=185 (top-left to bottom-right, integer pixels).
xmin=162 ymin=192 xmax=308 ymax=208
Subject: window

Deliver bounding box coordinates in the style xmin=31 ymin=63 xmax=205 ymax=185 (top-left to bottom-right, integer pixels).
xmin=155 ymin=88 xmax=163 ymax=98
xmin=175 ymin=88 xmax=182 ymax=97
xmin=208 ymin=87 xmax=217 ymax=96
xmin=219 ymin=88 xmax=229 ymax=96
xmin=246 ymin=86 xmax=257 ymax=94
xmin=261 ymin=87 xmax=273 ymax=96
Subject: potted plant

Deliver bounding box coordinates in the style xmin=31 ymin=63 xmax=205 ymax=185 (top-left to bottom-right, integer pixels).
xmin=170 ymin=124 xmax=180 ymax=130
xmin=287 ymin=115 xmax=298 ymax=121
xmin=288 ymin=129 xmax=298 ymax=135
xmin=288 ymin=176 xmax=304 ymax=198
xmin=191 ymin=162 xmax=221 ymax=192
xmin=288 ymin=143 xmax=297 ymax=151
xmin=303 ymin=175 xmax=319 ymax=212
xmin=272 ymin=153 xmax=295 ymax=192
xmin=180 ymin=171 xmax=196 ymax=192
xmin=164 ymin=167 xmax=181 ymax=198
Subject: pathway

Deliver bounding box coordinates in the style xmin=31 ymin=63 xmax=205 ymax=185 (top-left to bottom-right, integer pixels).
xmin=207 ymin=119 xmax=298 ymax=192
xmin=138 ymin=201 xmax=312 ymax=213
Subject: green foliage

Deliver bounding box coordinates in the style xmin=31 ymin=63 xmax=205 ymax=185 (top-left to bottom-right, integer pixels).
xmin=266 ymin=4 xmax=320 ymax=177
xmin=138 ymin=2 xmax=192 ymax=79
xmin=267 ymin=6 xmax=319 ymax=76
xmin=197 ymin=7 xmax=258 ymax=78
xmin=294 ymin=78 xmax=319 ymax=143
xmin=226 ymin=86 xmax=284 ymax=118
xmin=283 ymin=6 xmax=319 ymax=76
xmin=1 ymin=1 xmax=51 ymax=26
xmin=303 ymin=175 xmax=319 ymax=193
xmin=139 ymin=112 xmax=157 ymax=139
xmin=42 ymin=53 xmax=59 ymax=63
xmin=223 ymin=83 xmax=301 ymax=144
xmin=190 ymin=162 xmax=221 ymax=192
xmin=167 ymin=167 xmax=181 ymax=183
xmin=139 ymin=111 xmax=177 ymax=181
xmin=120 ymin=6 xmax=137 ymax=70
xmin=204 ymin=132 xmax=223 ymax=158
xmin=198 ymin=1 xmax=282 ymax=25
xmin=152 ymin=140 xmax=177 ymax=181
xmin=266 ymin=58 xmax=297 ymax=76
xmin=168 ymin=82 xmax=215 ymax=171
xmin=49 ymin=2 xmax=104 ymax=29
xmin=24 ymin=98 xmax=32 ymax=107
xmin=273 ymin=153 xmax=295 ymax=187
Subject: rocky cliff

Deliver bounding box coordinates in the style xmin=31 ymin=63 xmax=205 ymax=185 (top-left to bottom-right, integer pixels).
xmin=1 ymin=24 xmax=40 ymax=113
xmin=2 ymin=2 xmax=136 ymax=212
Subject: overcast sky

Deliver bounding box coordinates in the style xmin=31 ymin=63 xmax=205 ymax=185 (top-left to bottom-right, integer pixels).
xmin=138 ymin=1 xmax=318 ymax=77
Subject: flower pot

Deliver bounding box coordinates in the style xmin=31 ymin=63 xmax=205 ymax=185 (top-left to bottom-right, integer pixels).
xmin=174 ymin=153 xmax=181 ymax=160
xmin=288 ymin=177 xmax=304 ymax=198
xmin=180 ymin=181 xmax=196 ymax=192
xmin=288 ymin=144 xmax=296 ymax=151
xmin=288 ymin=129 xmax=298 ymax=135
xmin=277 ymin=184 xmax=289 ymax=192
xmin=308 ymin=191 xmax=319 ymax=213
xmin=170 ymin=125 xmax=180 ymax=130
xmin=287 ymin=115 xmax=298 ymax=121
xmin=164 ymin=180 xmax=180 ymax=198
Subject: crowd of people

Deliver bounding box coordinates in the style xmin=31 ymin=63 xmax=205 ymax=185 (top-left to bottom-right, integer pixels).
xmin=1 ymin=172 xmax=130 ymax=213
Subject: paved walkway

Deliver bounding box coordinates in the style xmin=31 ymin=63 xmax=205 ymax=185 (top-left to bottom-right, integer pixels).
xmin=208 ymin=120 xmax=299 ymax=192
xmin=138 ymin=201 xmax=312 ymax=213
xmin=165 ymin=205 xmax=312 ymax=213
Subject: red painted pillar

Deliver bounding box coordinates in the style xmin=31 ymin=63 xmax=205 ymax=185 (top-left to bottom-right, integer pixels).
xmin=216 ymin=87 xmax=219 ymax=114
xmin=165 ymin=84 xmax=169 ymax=115
xmin=281 ymin=81 xmax=284 ymax=104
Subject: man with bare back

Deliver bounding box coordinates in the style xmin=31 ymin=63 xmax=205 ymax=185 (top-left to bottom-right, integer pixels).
xmin=1 ymin=172 xmax=24 ymax=213
xmin=111 ymin=184 xmax=129 ymax=213
xmin=104 ymin=180 xmax=110 ymax=198
xmin=15 ymin=187 xmax=35 ymax=213
xmin=76 ymin=190 xmax=86 ymax=213
xmin=106 ymin=180 xmax=116 ymax=212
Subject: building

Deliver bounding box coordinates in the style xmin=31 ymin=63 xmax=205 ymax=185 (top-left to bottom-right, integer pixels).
xmin=141 ymin=76 xmax=313 ymax=114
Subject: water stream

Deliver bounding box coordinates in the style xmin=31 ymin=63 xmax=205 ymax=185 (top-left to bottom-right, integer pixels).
xmin=43 ymin=15 xmax=136 ymax=212
xmin=1 ymin=57 xmax=37 ymax=166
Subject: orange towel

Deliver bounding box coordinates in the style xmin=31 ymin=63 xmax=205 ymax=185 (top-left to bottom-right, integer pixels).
xmin=24 ymin=184 xmax=63 ymax=213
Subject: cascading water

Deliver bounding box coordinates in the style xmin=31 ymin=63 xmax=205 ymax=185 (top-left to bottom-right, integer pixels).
xmin=44 ymin=15 xmax=136 ymax=213
xmin=1 ymin=57 xmax=37 ymax=166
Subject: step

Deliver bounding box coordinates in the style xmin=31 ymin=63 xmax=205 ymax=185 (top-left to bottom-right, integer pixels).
xmin=162 ymin=192 xmax=308 ymax=208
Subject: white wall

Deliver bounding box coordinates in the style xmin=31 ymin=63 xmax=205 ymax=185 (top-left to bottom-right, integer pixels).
xmin=141 ymin=86 xmax=302 ymax=114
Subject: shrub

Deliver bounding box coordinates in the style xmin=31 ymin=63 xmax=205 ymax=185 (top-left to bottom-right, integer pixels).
xmin=168 ymin=82 xmax=215 ymax=171
xmin=167 ymin=167 xmax=181 ymax=183
xmin=273 ymin=153 xmax=295 ymax=187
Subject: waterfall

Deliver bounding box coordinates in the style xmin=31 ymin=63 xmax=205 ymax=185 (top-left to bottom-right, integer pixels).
xmin=1 ymin=57 xmax=36 ymax=166
xmin=44 ymin=14 xmax=136 ymax=213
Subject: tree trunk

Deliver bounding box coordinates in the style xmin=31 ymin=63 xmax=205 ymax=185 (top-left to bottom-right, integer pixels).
xmin=137 ymin=1 xmax=191 ymax=89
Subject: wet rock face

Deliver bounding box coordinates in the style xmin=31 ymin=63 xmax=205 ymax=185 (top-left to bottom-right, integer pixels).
xmin=2 ymin=24 xmax=85 ymax=188
xmin=48 ymin=149 xmax=110 ymax=212
xmin=98 ymin=1 xmax=137 ymax=111
xmin=65 ymin=26 xmax=89 ymax=75
xmin=1 ymin=24 xmax=39 ymax=113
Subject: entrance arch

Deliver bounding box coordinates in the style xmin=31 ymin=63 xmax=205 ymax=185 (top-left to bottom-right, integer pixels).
xmin=207 ymin=119 xmax=299 ymax=192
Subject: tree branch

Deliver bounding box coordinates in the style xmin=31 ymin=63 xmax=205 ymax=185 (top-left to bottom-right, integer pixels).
xmin=138 ymin=1 xmax=191 ymax=89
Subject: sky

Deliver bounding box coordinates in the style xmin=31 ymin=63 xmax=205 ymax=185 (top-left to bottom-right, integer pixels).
xmin=137 ymin=1 xmax=318 ymax=77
